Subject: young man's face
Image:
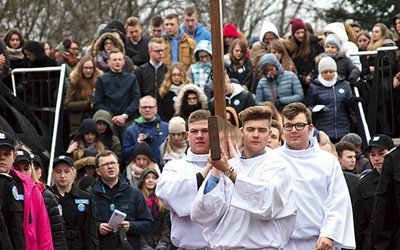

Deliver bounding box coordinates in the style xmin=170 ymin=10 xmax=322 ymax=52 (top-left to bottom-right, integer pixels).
xmin=149 ymin=43 xmax=164 ymax=64
xmin=369 ymin=147 xmax=389 ymax=173
xmin=283 ymin=113 xmax=313 ymax=150
xmin=150 ymin=25 xmax=164 ymax=37
xmin=266 ymin=127 xmax=281 ymax=149
xmin=164 ymin=18 xmax=180 ymax=37
xmin=241 ymin=119 xmax=270 ymax=157
xmin=338 ymin=150 xmax=356 ymax=171
xmin=108 ymin=52 xmax=125 ymax=72
xmin=187 ymin=120 xmax=209 ymax=154
xmin=0 ymin=146 xmax=15 ymax=173
xmin=183 ymin=13 xmax=198 ymax=32
xmin=126 ymin=25 xmax=142 ymax=43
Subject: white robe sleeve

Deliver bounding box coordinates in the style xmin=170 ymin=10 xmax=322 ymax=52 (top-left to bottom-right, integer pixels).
xmin=190 ymin=174 xmax=229 ymax=227
xmin=231 ymin=156 xmax=296 ymax=221
xmin=156 ymin=160 xmax=199 ymax=217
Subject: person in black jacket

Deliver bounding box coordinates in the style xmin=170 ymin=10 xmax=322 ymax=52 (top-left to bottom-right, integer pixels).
xmin=52 ymin=155 xmax=99 ymax=250
xmin=0 ymin=173 xmax=26 ymax=250
xmin=354 ymin=134 xmax=394 ymax=250
xmin=371 ymin=145 xmax=400 ymax=249
xmin=21 ymin=40 xmax=58 ymax=107
xmin=90 ymin=150 xmax=153 ymax=250
xmin=135 ymin=37 xmax=168 ymax=97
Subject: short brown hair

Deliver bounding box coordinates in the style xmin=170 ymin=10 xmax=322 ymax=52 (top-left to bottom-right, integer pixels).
xmin=165 ymin=13 xmax=180 ymax=23
xmin=125 ymin=16 xmax=141 ymax=28
xmin=148 ymin=37 xmax=164 ymax=50
xmin=282 ymin=102 xmax=312 ymax=124
xmin=183 ymin=6 xmax=197 ymax=16
xmin=107 ymin=49 xmax=122 ymax=58
xmin=335 ymin=141 xmax=356 ymax=158
xmin=188 ymin=110 xmax=211 ymax=124
xmin=95 ymin=150 xmax=118 ymax=168
xmin=150 ymin=16 xmax=163 ymax=27
xmin=238 ymin=106 xmax=273 ymax=126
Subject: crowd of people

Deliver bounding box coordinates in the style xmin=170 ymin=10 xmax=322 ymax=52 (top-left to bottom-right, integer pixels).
xmin=0 ymin=5 xmax=400 ymax=250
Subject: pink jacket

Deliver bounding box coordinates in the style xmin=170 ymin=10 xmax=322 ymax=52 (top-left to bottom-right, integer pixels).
xmin=10 ymin=169 xmax=54 ymax=250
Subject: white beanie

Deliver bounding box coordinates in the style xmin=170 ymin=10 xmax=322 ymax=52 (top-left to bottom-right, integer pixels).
xmin=169 ymin=116 xmax=186 ymax=133
xmin=318 ymin=57 xmax=337 ymax=73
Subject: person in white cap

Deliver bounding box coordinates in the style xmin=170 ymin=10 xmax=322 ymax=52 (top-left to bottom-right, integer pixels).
xmin=306 ymin=56 xmax=355 ymax=143
xmin=159 ymin=116 xmax=188 ymax=165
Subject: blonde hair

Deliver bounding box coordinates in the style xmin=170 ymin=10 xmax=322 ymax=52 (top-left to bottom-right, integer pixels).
xmin=368 ymin=23 xmax=391 ymax=51
xmin=140 ymin=171 xmax=165 ymax=213
xmin=159 ymin=62 xmax=191 ymax=98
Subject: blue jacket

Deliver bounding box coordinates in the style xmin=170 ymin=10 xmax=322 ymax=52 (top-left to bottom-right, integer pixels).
xmin=306 ymin=74 xmax=354 ymax=140
xmin=122 ymin=115 xmax=169 ymax=166
xmin=94 ymin=71 xmax=140 ymax=119
xmin=256 ymin=54 xmax=304 ymax=105
xmin=89 ymin=176 xmax=153 ymax=250
xmin=180 ymin=22 xmax=211 ymax=44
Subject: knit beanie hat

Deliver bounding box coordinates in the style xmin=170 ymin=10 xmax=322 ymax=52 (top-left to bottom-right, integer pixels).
xmin=324 ymin=34 xmax=341 ymax=51
xmin=223 ymin=23 xmax=240 ymax=38
xmin=290 ymin=18 xmax=307 ymax=35
xmin=318 ymin=57 xmax=337 ymax=73
xmin=130 ymin=142 xmax=156 ymax=164
xmin=340 ymin=133 xmax=362 ymax=146
xmin=169 ymin=116 xmax=186 ymax=133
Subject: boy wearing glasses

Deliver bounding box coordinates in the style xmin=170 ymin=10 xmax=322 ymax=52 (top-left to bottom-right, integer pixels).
xmin=90 ymin=150 xmax=153 ymax=249
xmin=275 ymin=102 xmax=355 ymax=250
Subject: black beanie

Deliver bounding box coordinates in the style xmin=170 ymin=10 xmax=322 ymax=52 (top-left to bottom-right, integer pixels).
xmin=130 ymin=142 xmax=156 ymax=163
xmin=23 ymin=41 xmax=46 ymax=62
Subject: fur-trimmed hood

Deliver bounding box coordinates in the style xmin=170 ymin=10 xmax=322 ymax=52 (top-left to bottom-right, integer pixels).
xmin=315 ymin=49 xmax=347 ymax=63
xmin=92 ymin=32 xmax=125 ymax=57
xmin=74 ymin=156 xmax=95 ymax=171
xmin=174 ymin=84 xmax=208 ymax=116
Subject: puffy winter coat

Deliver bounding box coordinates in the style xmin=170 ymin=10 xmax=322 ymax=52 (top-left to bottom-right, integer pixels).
xmin=256 ymin=53 xmax=304 ymax=105
xmin=306 ymin=74 xmax=354 ymax=140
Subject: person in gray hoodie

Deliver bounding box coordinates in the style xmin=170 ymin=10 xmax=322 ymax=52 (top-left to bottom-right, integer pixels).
xmin=256 ymin=53 xmax=304 ymax=110
xmin=93 ymin=109 xmax=122 ymax=159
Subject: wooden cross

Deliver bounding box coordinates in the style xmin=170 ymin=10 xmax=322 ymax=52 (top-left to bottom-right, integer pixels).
xmin=208 ymin=0 xmax=242 ymax=160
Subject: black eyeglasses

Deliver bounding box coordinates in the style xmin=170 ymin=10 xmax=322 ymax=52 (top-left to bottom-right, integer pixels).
xmin=140 ymin=106 xmax=156 ymax=110
xmin=98 ymin=161 xmax=118 ymax=168
xmin=282 ymin=123 xmax=309 ymax=131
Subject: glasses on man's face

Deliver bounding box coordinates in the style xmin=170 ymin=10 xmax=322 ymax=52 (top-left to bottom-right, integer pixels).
xmin=98 ymin=161 xmax=118 ymax=168
xmin=152 ymin=49 xmax=164 ymax=54
xmin=140 ymin=106 xmax=156 ymax=110
xmin=282 ymin=123 xmax=309 ymax=131
xmin=171 ymin=73 xmax=182 ymax=77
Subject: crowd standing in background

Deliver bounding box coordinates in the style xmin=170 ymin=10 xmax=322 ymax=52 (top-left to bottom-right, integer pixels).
xmin=1 ymin=6 xmax=400 ymax=249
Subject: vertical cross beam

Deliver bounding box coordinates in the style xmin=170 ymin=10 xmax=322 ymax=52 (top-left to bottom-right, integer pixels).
xmin=210 ymin=0 xmax=226 ymax=118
